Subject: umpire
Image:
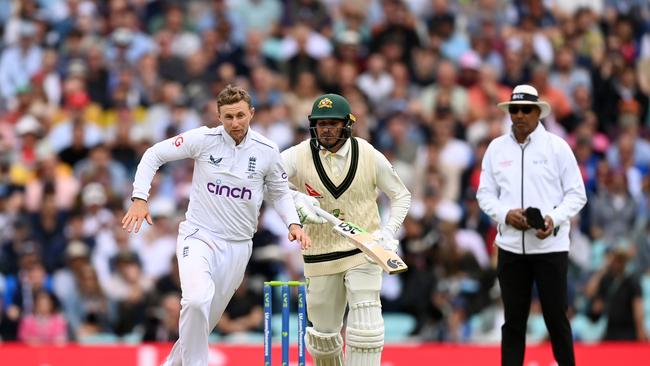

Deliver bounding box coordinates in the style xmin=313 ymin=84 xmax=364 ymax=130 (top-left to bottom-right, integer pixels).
xmin=477 ymin=85 xmax=587 ymax=366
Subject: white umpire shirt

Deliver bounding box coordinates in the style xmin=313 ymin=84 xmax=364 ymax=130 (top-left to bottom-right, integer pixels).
xmin=477 ymin=122 xmax=587 ymax=254
xmin=281 ymin=138 xmax=411 ymax=234
xmin=132 ymin=126 xmax=300 ymax=242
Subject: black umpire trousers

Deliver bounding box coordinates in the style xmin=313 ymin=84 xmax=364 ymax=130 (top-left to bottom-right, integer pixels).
xmin=497 ymin=248 xmax=575 ymax=366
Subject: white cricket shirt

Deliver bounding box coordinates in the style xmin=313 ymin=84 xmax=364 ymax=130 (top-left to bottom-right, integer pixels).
xmin=477 ymin=122 xmax=587 ymax=254
xmin=132 ymin=126 xmax=300 ymax=242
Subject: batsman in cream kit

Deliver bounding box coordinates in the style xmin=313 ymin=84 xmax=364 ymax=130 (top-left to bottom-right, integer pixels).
xmin=283 ymin=94 xmax=411 ymax=365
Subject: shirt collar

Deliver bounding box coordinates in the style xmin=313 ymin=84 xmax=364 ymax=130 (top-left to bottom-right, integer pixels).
xmin=320 ymin=138 xmax=351 ymax=157
xmin=509 ymin=121 xmax=546 ymax=145
xmin=219 ymin=126 xmax=250 ymax=147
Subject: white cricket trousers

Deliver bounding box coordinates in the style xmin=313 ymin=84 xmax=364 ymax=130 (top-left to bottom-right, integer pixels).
xmin=163 ymin=221 xmax=252 ymax=366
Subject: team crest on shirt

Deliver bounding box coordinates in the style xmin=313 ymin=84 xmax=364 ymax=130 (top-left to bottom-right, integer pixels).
xmin=247 ymin=156 xmax=257 ymax=178
xmin=304 ymin=183 xmax=323 ymax=199
xmin=318 ymin=98 xmax=333 ymax=109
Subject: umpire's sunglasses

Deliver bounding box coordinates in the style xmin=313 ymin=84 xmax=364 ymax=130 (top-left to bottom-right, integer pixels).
xmin=508 ymin=105 xmax=535 ymax=114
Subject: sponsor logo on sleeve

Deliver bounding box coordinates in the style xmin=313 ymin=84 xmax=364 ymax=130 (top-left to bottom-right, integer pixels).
xmin=173 ymin=135 xmax=184 ymax=147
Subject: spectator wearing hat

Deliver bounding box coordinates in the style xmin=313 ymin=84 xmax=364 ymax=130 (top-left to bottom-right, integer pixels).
xmin=14 ymin=114 xmax=43 ymax=167
xmin=52 ymin=240 xmax=92 ymax=339
xmin=0 ymin=21 xmax=43 ymax=102
xmin=105 ymin=6 xmax=156 ymax=66
xmin=477 ymin=84 xmax=587 ymax=365
xmin=10 ymin=114 xmax=52 ymax=186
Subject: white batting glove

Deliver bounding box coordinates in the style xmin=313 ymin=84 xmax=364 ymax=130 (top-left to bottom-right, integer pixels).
xmin=372 ymin=228 xmax=398 ymax=253
xmin=291 ymin=190 xmax=327 ymax=225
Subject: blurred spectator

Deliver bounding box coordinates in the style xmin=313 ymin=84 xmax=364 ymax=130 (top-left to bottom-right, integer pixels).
xmin=143 ymin=292 xmax=180 ymax=342
xmin=589 ymin=170 xmax=638 ymax=245
xmin=74 ymin=145 xmax=129 ymax=197
xmin=155 ymin=256 xmax=181 ymax=298
xmin=357 ymin=53 xmax=394 ymax=109
xmin=136 ymin=198 xmax=176 ymax=281
xmin=370 ymin=0 xmax=421 ymax=65
xmin=196 ymin=0 xmax=246 ymax=46
xmin=419 ymin=60 xmax=468 ymax=124
xmin=0 ymin=21 xmax=42 ymax=104
xmin=428 ymin=12 xmax=470 ymax=63
xmin=103 ymin=250 xmax=152 ymax=336
xmin=282 ymin=0 xmax=331 ymax=32
xmin=106 ymin=7 xmax=155 ymax=67
xmin=215 ymin=275 xmax=263 ymax=335
xmin=17 ymin=290 xmax=67 ymax=345
xmin=284 ymin=71 xmax=322 ymax=127
xmin=235 ymin=0 xmax=282 ymax=37
xmin=47 ymin=91 xmax=104 ymax=153
xmin=250 ymin=104 xmax=294 ymax=151
xmin=155 ymin=4 xmax=201 ymax=59
xmin=585 ymin=246 xmax=647 ymax=341
xmin=25 ymin=153 xmax=79 ymax=213
xmin=29 ymin=189 xmax=68 ymax=272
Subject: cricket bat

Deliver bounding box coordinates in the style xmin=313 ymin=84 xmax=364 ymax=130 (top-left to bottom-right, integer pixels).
xmin=313 ymin=206 xmax=408 ymax=275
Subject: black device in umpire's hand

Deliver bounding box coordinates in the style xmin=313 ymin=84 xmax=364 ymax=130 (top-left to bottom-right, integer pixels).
xmin=525 ymin=207 xmax=546 ymax=230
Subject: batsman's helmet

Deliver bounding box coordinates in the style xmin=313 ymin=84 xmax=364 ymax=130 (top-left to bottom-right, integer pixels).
xmin=308 ymin=94 xmax=356 ymax=149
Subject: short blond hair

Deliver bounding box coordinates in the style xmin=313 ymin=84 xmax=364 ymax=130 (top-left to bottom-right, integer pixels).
xmin=216 ymin=84 xmax=252 ymax=110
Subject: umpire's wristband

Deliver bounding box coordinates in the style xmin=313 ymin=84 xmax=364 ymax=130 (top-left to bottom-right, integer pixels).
xmin=131 ymin=197 xmax=147 ymax=203
xmin=289 ymin=223 xmax=303 ymax=229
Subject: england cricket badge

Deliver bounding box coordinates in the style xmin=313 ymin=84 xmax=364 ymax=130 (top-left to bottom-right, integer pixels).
xmin=247 ymin=156 xmax=257 ymax=178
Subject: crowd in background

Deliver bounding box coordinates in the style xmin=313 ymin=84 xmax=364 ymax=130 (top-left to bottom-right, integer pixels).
xmin=0 ymin=0 xmax=649 ymax=345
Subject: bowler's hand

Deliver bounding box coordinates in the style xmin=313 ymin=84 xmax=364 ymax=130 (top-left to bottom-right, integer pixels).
xmin=506 ymin=209 xmax=529 ymax=231
xmin=122 ymin=199 xmax=153 ymax=233
xmin=288 ymin=223 xmax=311 ymax=250
xmin=535 ymin=216 xmax=554 ymax=239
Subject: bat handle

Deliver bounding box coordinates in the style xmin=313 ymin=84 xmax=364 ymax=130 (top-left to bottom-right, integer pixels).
xmin=312 ymin=206 xmax=342 ymax=226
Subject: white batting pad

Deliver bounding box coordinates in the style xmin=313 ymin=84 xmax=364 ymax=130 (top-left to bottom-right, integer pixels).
xmin=345 ymin=301 xmax=384 ymax=366
xmin=305 ymin=327 xmax=344 ymax=366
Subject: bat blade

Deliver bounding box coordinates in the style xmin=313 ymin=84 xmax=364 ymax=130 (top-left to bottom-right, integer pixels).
xmin=332 ymin=221 xmax=408 ymax=274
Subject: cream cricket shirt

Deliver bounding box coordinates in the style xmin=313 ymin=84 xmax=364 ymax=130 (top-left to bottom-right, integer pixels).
xmin=282 ymin=138 xmax=411 ymax=276
xmin=132 ymin=126 xmax=300 ymax=242
xmin=477 ymin=123 xmax=587 ymax=254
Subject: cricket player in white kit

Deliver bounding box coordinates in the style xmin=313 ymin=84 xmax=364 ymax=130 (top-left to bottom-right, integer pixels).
xmin=122 ymin=85 xmax=310 ymax=366
xmin=284 ymin=94 xmax=411 ymax=366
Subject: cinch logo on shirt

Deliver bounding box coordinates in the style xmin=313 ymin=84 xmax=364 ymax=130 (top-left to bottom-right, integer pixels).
xmin=207 ymin=181 xmax=253 ymax=199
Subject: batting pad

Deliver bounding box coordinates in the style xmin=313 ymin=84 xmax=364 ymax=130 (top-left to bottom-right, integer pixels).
xmin=345 ymin=301 xmax=384 ymax=366
xmin=305 ymin=327 xmax=344 ymax=366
